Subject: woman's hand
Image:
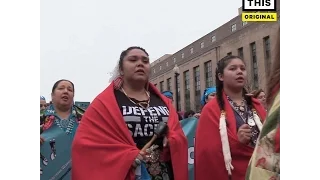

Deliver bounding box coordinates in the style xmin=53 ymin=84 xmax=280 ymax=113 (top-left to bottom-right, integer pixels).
xmin=132 ymin=151 xmax=145 ymax=168
xmin=163 ymin=136 xmax=169 ymax=147
xmin=237 ymin=124 xmax=251 ymax=144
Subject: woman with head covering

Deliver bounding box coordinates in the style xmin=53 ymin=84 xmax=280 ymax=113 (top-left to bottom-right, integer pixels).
xmin=72 ymin=46 xmax=188 ymax=180
xmin=40 ymin=96 xmax=47 ymax=112
xmin=192 ymin=87 xmax=216 ymax=119
xmin=194 ymin=55 xmax=267 ymax=180
xmin=40 ymin=79 xmax=84 ymax=179
xmin=200 ymin=86 xmax=217 ymax=107
xmin=162 ymin=90 xmax=183 ymax=120
xmin=246 ymin=28 xmax=280 ymax=180
xmin=162 ymin=91 xmax=173 ymax=101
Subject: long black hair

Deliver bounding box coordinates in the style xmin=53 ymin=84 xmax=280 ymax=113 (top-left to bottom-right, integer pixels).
xmin=215 ymin=55 xmax=253 ymax=111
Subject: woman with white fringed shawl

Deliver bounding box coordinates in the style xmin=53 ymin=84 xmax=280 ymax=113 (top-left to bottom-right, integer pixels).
xmin=195 ymin=55 xmax=267 ymax=180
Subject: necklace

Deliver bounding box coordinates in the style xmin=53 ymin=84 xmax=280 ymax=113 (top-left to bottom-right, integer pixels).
xmin=227 ymin=96 xmax=256 ymax=127
xmin=55 ymin=117 xmax=75 ymax=135
xmin=121 ymin=87 xmax=150 ymax=109
xmin=60 ymin=119 xmax=70 ymax=128
xmin=234 ymin=99 xmax=246 ymax=112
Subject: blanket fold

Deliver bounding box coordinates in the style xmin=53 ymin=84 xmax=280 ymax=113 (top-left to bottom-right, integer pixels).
xmin=195 ymin=92 xmax=266 ymax=180
xmin=72 ymin=82 xmax=188 ymax=180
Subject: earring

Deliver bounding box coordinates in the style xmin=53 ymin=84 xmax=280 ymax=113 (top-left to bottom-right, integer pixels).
xmin=113 ymin=76 xmax=123 ymax=89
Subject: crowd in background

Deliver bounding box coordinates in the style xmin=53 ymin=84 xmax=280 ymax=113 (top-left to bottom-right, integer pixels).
xmin=40 ymin=28 xmax=279 ymax=180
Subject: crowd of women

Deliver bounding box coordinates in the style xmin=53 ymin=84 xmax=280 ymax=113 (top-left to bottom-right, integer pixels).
xmin=40 ymin=28 xmax=280 ymax=180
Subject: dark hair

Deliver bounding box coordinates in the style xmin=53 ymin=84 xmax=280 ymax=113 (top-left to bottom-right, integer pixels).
xmin=215 ymin=55 xmax=253 ymax=111
xmin=253 ymin=89 xmax=264 ymax=98
xmin=118 ymin=46 xmax=149 ymax=71
xmin=52 ymin=79 xmax=75 ymax=93
xmin=184 ymin=110 xmax=195 ymax=119
xmin=266 ymin=28 xmax=280 ymax=107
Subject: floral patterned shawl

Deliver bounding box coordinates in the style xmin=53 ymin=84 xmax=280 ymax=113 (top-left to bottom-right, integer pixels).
xmin=246 ymin=91 xmax=280 ymax=180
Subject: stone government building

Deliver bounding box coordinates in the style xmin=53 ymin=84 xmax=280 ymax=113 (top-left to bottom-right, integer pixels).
xmin=150 ymin=6 xmax=280 ymax=112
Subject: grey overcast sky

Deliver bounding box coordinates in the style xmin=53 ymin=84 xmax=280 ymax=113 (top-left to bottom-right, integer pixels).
xmin=40 ymin=0 xmax=241 ymax=102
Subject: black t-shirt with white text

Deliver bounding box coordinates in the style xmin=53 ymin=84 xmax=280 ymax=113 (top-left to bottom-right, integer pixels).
xmin=114 ymin=90 xmax=174 ymax=180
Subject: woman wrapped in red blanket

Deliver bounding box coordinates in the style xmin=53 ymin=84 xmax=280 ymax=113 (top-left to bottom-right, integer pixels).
xmin=195 ymin=55 xmax=266 ymax=180
xmin=72 ymin=47 xmax=188 ymax=180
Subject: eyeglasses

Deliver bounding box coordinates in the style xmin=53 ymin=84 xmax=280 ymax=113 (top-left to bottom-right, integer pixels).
xmin=40 ymin=104 xmax=47 ymax=108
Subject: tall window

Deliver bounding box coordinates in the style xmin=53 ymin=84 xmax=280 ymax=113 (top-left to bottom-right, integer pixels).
xmin=211 ymin=35 xmax=216 ymax=42
xmin=204 ymin=61 xmax=213 ymax=88
xmin=194 ymin=66 xmax=201 ymax=112
xmin=160 ymin=81 xmax=164 ymax=92
xmin=184 ymin=71 xmax=190 ymax=111
xmin=167 ymin=78 xmax=172 ymax=91
xmin=231 ymin=24 xmax=237 ymax=32
xmin=238 ymin=47 xmax=244 ymax=59
xmin=250 ymin=42 xmax=259 ymax=89
xmin=263 ymin=36 xmax=271 ymax=74
xmin=177 ymin=75 xmax=181 ymax=111
xmin=200 ymin=42 xmax=204 ymax=48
